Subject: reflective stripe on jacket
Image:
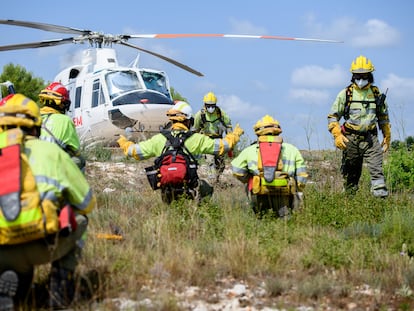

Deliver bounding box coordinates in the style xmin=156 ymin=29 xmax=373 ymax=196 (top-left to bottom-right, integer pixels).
xmin=231 ymin=137 xmax=308 ymax=186
xmin=25 ymin=138 xmax=95 ymax=214
xmin=193 ymin=108 xmax=232 ymax=137
xmin=328 ymin=83 xmax=390 ymax=132
xmin=126 ymin=123 xmax=236 ymax=160
xmin=40 ymin=106 xmax=81 ymax=156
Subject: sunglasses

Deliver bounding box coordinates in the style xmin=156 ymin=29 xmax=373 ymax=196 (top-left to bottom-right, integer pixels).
xmin=205 ymin=104 xmax=216 ymax=108
xmin=354 ymin=74 xmax=370 ymax=80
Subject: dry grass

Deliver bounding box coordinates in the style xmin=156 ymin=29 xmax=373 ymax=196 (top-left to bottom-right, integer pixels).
xmin=27 ymin=149 xmax=414 ymax=310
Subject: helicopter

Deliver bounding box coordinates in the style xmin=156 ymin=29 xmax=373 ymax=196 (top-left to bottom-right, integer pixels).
xmin=0 ymin=19 xmax=341 ymax=145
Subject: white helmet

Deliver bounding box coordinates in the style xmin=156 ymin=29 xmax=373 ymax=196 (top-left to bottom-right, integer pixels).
xmin=166 ymin=101 xmax=193 ymax=121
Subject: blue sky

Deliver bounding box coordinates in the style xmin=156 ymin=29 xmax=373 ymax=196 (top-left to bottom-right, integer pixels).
xmin=1 ymin=1 xmax=413 ymax=150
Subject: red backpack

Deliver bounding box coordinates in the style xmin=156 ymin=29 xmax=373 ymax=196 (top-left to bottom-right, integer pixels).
xmin=145 ymin=130 xmax=198 ymax=190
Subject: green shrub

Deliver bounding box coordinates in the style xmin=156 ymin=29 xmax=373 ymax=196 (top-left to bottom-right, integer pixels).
xmin=385 ymin=147 xmax=414 ymax=192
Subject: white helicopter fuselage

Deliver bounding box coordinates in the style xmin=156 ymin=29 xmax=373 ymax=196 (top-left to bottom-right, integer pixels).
xmin=55 ymin=48 xmax=174 ymax=145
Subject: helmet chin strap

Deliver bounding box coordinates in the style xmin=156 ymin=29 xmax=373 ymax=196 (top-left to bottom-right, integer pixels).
xmin=44 ymin=100 xmax=67 ymax=114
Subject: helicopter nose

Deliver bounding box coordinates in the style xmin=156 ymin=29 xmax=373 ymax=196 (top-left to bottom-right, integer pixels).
xmin=112 ymin=89 xmax=173 ymax=107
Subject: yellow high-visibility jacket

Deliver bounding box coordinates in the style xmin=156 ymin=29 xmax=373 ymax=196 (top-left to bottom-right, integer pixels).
xmin=119 ymin=123 xmax=241 ymax=160
xmin=231 ymin=136 xmax=308 ymax=191
xmin=40 ymin=106 xmax=81 ymax=157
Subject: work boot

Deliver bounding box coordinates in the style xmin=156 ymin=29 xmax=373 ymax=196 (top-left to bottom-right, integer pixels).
xmin=372 ymin=187 xmax=389 ymax=198
xmin=49 ymin=266 xmax=75 ymax=310
xmin=0 ymin=270 xmax=18 ymax=311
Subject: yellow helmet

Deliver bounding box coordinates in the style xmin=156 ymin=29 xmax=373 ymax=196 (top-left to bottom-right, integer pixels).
xmin=0 ymin=93 xmax=42 ymax=128
xmin=203 ymin=92 xmax=217 ymax=105
xmin=254 ymin=115 xmax=282 ymax=136
xmin=350 ymin=55 xmax=375 ymax=73
xmin=166 ymin=101 xmax=193 ymax=122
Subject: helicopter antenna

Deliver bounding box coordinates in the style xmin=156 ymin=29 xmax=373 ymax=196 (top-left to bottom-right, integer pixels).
xmin=130 ymin=53 xmax=141 ymax=69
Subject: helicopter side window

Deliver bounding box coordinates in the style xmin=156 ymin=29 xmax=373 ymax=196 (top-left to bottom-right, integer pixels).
xmin=92 ymin=79 xmax=101 ymax=107
xmin=75 ymin=87 xmax=82 ymax=108
xmin=106 ymin=71 xmax=142 ymax=100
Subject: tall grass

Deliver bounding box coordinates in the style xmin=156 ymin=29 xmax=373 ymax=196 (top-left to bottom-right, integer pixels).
xmin=32 ymin=148 xmax=414 ymax=310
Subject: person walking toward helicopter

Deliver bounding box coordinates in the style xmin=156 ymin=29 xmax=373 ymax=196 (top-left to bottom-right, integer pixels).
xmin=327 ymin=55 xmax=391 ymax=197
xmin=193 ymin=92 xmax=233 ymax=183
xmin=38 ymin=82 xmax=85 ymax=171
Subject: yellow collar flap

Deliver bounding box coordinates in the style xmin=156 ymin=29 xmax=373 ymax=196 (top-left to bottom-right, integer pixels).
xmin=40 ymin=106 xmax=61 ymax=115
xmin=258 ymin=135 xmax=283 ymax=143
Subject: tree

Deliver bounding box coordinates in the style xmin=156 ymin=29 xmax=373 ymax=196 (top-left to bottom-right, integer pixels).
xmin=0 ymin=63 xmax=46 ymax=101
xmin=170 ymin=87 xmax=187 ymax=102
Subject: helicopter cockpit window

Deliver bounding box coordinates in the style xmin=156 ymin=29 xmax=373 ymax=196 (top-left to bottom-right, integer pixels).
xmin=106 ymin=71 xmax=142 ymax=100
xmin=141 ymin=70 xmax=171 ymax=98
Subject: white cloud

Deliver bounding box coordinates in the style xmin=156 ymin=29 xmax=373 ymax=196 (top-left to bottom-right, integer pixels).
xmin=251 ymin=79 xmax=268 ymax=91
xmin=218 ymin=94 xmax=264 ymax=120
xmin=381 ymin=74 xmax=414 ymax=101
xmin=304 ymin=14 xmax=354 ymax=41
xmin=351 ymin=19 xmax=401 ymax=48
xmin=288 ymin=88 xmax=330 ymax=105
xmin=380 ymin=74 xmax=414 ymax=140
xmin=228 ymin=17 xmax=268 ymax=34
xmin=291 ymin=64 xmax=347 ymax=88
xmin=305 ymin=14 xmax=401 ymax=48
xmin=59 ymin=48 xmax=83 ymax=71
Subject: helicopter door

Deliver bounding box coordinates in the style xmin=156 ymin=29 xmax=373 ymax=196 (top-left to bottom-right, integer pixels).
xmin=82 ymin=77 xmax=107 ymax=139
xmin=63 ymin=83 xmax=84 ymax=140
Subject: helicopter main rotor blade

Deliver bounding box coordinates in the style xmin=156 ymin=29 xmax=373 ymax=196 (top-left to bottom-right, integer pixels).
xmin=128 ymin=33 xmax=343 ymax=43
xmin=0 ymin=38 xmax=75 ymax=51
xmin=119 ymin=41 xmax=204 ymax=77
xmin=0 ymin=19 xmax=91 ymax=35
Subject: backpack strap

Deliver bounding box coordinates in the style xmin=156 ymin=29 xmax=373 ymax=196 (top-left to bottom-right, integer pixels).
xmin=200 ymin=109 xmax=207 ymax=127
xmin=41 ymin=114 xmax=76 ymax=156
xmin=371 ymin=85 xmax=383 ymax=117
xmin=344 ymin=84 xmax=381 ymax=120
xmin=160 ymin=130 xmax=197 ymax=164
xmin=200 ymin=107 xmax=224 ymax=127
xmin=344 ymin=84 xmax=353 ymax=120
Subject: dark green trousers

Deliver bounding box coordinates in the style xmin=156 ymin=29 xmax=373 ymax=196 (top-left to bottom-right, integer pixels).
xmin=341 ymin=133 xmax=386 ymax=192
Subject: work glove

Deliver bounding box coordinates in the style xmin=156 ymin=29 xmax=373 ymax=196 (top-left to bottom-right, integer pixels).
xmin=125 ymin=127 xmax=133 ymax=140
xmin=232 ymin=123 xmax=244 ymax=137
xmin=117 ymin=135 xmax=134 ymax=155
xmin=221 ymin=124 xmax=244 ymax=155
xmin=380 ymin=123 xmax=391 ymax=153
xmin=329 ymin=122 xmax=348 ymax=150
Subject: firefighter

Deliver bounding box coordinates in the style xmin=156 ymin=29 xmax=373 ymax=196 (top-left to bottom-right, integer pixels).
xmin=117 ymin=101 xmax=243 ymax=204
xmin=0 ymin=94 xmax=96 ymax=309
xmin=328 ymin=55 xmax=391 ymax=197
xmin=231 ymin=115 xmax=308 ymax=218
xmin=38 ymin=82 xmax=85 ymax=171
xmin=193 ymin=92 xmax=232 ymax=183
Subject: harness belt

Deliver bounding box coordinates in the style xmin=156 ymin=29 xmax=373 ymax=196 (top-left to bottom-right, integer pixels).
xmin=342 ymin=124 xmax=378 ymax=137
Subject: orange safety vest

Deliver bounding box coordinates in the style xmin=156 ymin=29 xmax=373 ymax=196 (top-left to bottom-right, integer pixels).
xmin=249 ymin=136 xmax=291 ymax=195
xmin=0 ymin=129 xmax=59 ymax=245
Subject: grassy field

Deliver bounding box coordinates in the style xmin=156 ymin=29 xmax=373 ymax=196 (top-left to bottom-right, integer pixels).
xmin=32 ymin=148 xmax=414 ymax=310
